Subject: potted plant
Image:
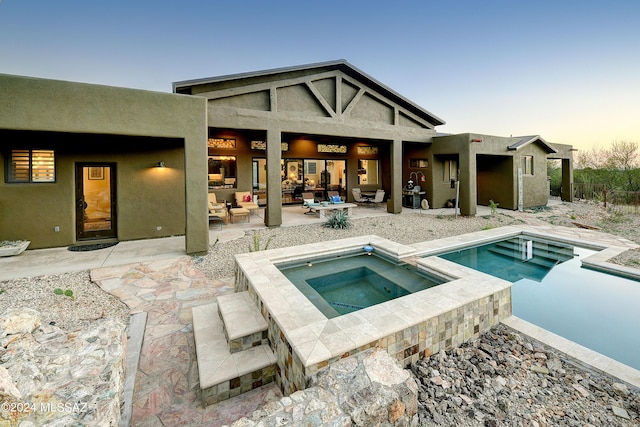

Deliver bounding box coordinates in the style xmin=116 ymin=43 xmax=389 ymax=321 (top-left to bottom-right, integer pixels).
xmin=0 ymin=240 xmax=30 ymax=257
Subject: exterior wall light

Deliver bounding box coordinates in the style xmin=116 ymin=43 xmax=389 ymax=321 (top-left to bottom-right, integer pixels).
xmin=156 ymin=161 xmax=166 ymax=168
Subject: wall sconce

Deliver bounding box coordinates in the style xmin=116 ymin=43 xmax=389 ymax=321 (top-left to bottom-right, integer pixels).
xmin=156 ymin=161 xmax=166 ymax=168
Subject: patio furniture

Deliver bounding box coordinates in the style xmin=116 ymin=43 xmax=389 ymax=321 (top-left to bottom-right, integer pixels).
xmin=312 ymin=203 xmax=357 ymax=218
xmin=230 ymin=207 xmax=250 ymax=223
xmin=235 ymin=191 xmax=259 ymax=216
xmin=208 ymin=193 xmax=228 ymax=224
xmin=371 ymin=189 xmax=385 ymax=208
xmin=327 ymin=191 xmax=344 ymax=204
xmin=302 ymin=192 xmax=320 ymax=215
xmin=351 ymin=188 xmax=371 ymax=207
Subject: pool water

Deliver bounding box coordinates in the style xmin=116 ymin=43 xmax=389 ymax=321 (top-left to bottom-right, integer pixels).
xmin=439 ymin=236 xmax=575 ymax=282
xmin=437 ymin=236 xmax=640 ymax=370
xmin=279 ymin=251 xmax=445 ymax=318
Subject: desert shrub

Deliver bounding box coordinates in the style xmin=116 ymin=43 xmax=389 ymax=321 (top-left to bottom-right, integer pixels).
xmin=324 ymin=210 xmax=352 ymax=229
xmin=248 ymin=231 xmax=273 ymax=252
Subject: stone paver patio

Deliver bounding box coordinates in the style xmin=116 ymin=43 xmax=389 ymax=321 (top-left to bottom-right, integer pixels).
xmin=91 ymin=256 xmax=282 ymax=426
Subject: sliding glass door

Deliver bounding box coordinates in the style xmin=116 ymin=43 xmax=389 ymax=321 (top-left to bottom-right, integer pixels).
xmin=253 ymin=158 xmax=347 ymax=205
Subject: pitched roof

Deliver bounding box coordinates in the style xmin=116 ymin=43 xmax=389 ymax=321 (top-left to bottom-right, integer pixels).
xmin=508 ymin=135 xmax=557 ymax=153
xmin=173 ymin=59 xmax=445 ymax=126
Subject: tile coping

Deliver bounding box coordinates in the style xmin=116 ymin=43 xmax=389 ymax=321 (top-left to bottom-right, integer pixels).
xmin=234 ymin=225 xmax=640 ymax=370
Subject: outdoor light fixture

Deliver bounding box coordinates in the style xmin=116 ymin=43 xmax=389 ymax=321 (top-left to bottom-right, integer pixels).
xmin=156 ymin=161 xmax=166 ymax=168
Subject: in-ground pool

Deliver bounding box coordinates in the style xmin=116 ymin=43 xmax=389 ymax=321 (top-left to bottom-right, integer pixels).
xmin=436 ymin=235 xmax=640 ymax=370
xmin=278 ymin=250 xmax=446 ymax=318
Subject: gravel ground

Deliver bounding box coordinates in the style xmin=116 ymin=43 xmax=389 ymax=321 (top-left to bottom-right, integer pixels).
xmin=522 ymin=199 xmax=640 ymax=266
xmin=193 ymin=211 xmax=524 ymax=280
xmin=0 ymin=271 xmax=129 ymax=331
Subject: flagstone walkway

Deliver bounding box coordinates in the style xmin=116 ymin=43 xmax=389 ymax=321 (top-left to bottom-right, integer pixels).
xmin=90 ymin=256 xmax=282 ymax=426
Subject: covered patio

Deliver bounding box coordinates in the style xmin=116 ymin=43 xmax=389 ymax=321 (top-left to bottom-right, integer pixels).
xmin=207 ymin=203 xmax=494 ymax=233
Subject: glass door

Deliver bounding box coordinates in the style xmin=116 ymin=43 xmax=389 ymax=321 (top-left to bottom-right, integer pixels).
xmin=282 ymin=159 xmax=303 ymax=204
xmin=326 ymin=160 xmax=347 ymax=199
xmin=303 ymin=159 xmax=325 ymax=200
xmin=75 ymin=163 xmax=117 ymax=240
xmin=252 ymin=158 xmax=267 ymax=206
xmin=262 ymin=158 xmax=348 ymax=205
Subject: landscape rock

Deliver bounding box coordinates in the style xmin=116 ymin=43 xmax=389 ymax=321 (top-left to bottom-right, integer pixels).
xmin=612 ymin=405 xmax=631 ymax=419
xmin=0 ymin=365 xmax=22 ymax=400
xmin=614 ymin=382 xmax=631 ymax=397
xmin=0 ymin=308 xmax=41 ymax=337
xmin=229 ymin=348 xmax=418 ymax=427
xmin=410 ymin=324 xmax=640 ymax=426
xmin=0 ymin=311 xmax=126 ymax=426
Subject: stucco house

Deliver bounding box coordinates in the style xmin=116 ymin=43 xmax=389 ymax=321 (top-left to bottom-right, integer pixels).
xmin=0 ymin=74 xmax=209 ymax=254
xmin=174 ymin=59 xmax=573 ymax=224
xmin=1 ymin=60 xmax=573 ymax=252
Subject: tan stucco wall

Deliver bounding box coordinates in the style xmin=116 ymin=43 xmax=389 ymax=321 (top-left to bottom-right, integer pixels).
xmin=477 ymin=155 xmax=514 ymax=209
xmin=431 ymin=133 xmax=556 ymax=214
xmin=0 ymin=74 xmax=208 ymax=253
xmin=431 ymin=135 xmax=469 ymax=212
xmin=0 ymin=135 xmax=185 ymax=248
xmin=403 ymin=143 xmax=431 ymax=194
xmin=515 ymin=143 xmax=550 ymax=208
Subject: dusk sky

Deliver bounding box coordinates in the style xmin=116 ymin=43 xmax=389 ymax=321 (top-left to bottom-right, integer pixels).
xmin=1 ymin=1 xmax=638 ymax=151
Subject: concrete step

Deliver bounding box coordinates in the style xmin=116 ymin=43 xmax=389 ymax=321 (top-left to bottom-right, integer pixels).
xmin=217 ymin=291 xmax=269 ymax=353
xmin=192 ymin=302 xmax=276 ymax=407
xmin=493 ymin=238 xmax=574 ymax=264
xmin=488 ymin=246 xmax=559 ymax=269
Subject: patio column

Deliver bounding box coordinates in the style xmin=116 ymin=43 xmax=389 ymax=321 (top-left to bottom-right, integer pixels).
xmin=387 ymin=139 xmax=403 ymax=213
xmin=265 ymin=127 xmax=282 ymax=227
xmin=561 ymin=158 xmax=573 ymax=202
xmin=458 ymin=151 xmax=477 ymax=216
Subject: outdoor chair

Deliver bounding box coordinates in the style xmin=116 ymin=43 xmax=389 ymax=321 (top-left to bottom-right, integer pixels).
xmin=351 ymin=188 xmax=370 ymax=207
xmin=327 ymin=191 xmax=344 ymax=204
xmin=302 ymin=192 xmax=320 ymax=215
xmin=208 ymin=193 xmax=228 ymax=225
xmin=371 ymin=189 xmax=385 ymax=208
xmin=234 ymin=191 xmax=259 ymax=215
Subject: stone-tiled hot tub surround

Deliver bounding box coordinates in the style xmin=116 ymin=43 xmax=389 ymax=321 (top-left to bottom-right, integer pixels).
xmin=234 ymin=235 xmax=513 ymax=395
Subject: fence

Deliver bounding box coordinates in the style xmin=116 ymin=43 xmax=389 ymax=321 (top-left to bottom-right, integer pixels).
xmin=573 ymin=183 xmax=606 ymax=201
xmin=574 ymin=183 xmax=640 ymax=214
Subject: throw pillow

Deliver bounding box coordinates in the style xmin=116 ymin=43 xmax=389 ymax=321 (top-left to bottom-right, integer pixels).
xmin=304 ymin=198 xmax=315 ymax=206
xmin=243 ymin=195 xmax=252 ymax=202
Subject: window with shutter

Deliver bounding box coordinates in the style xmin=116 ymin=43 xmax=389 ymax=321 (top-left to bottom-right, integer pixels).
xmin=6 ymin=149 xmax=56 ymax=183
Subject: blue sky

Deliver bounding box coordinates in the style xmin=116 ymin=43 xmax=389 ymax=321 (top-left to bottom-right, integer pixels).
xmin=1 ymin=1 xmax=638 ymax=150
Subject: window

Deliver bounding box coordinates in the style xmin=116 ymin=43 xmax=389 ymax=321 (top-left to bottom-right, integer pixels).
xmin=7 ymin=149 xmax=55 ymax=183
xmin=522 ymin=156 xmax=533 ymax=175
xmin=444 ymin=159 xmax=458 ymax=182
xmin=409 ymin=159 xmax=428 ymax=168
xmin=357 ymin=159 xmax=379 ymax=185
xmin=208 ymin=155 xmax=237 ymax=188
